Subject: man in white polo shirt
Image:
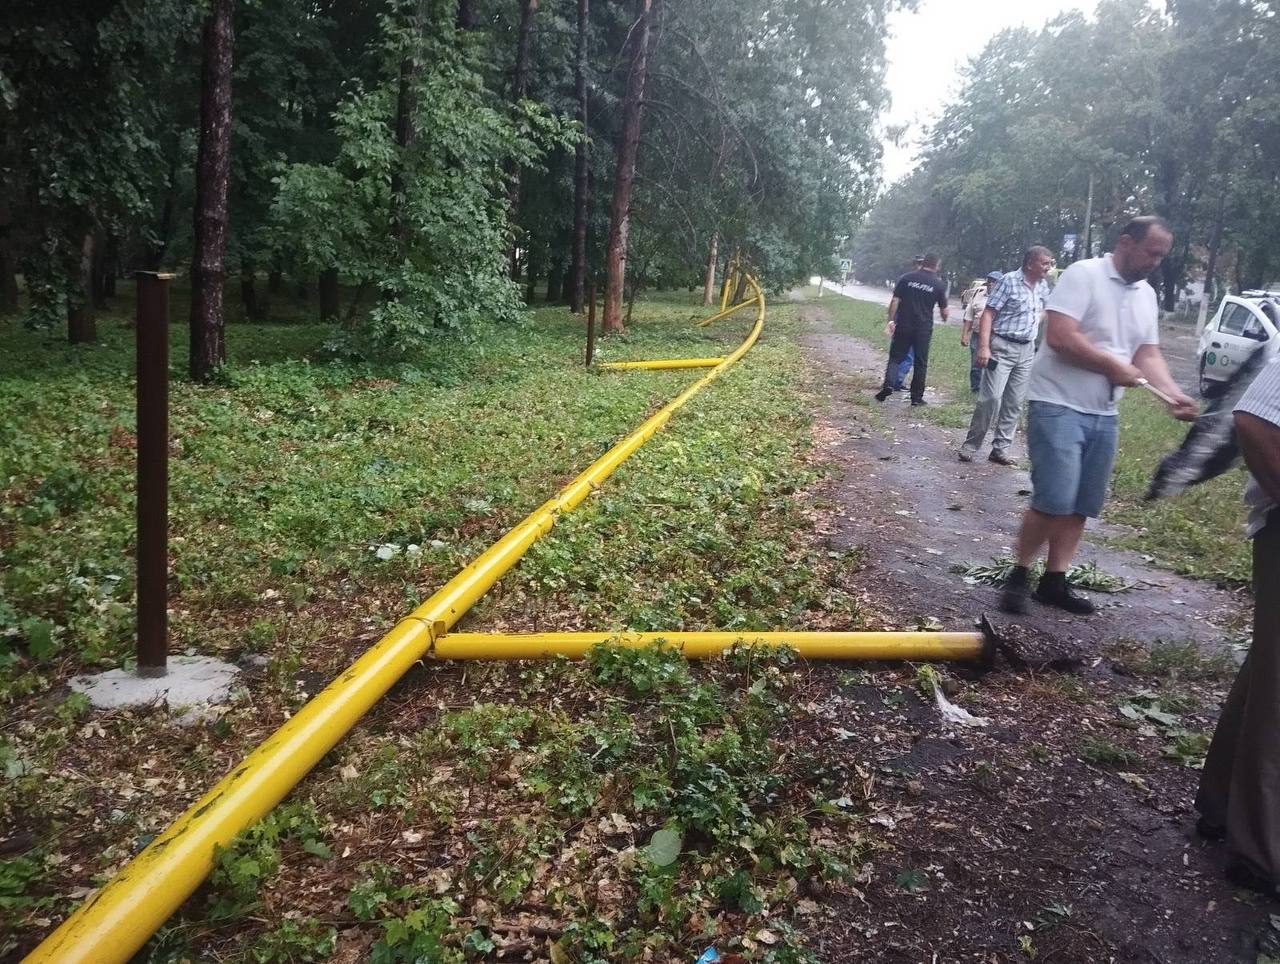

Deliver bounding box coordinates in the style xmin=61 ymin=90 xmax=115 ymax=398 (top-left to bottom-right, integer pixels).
xmin=1000 ymin=216 xmax=1197 ymax=615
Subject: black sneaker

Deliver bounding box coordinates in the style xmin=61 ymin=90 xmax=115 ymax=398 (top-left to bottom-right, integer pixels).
xmin=1034 ymin=573 xmax=1096 ymax=614
xmin=1226 ymin=859 xmax=1280 ymax=898
xmin=1000 ymin=566 xmax=1031 ymax=615
xmin=988 ymin=451 xmax=1017 ymax=467
xmin=874 ymin=388 xmax=891 ymax=402
xmin=1195 ymin=816 xmax=1226 ymax=841
xmin=910 ymin=398 xmax=927 ymax=407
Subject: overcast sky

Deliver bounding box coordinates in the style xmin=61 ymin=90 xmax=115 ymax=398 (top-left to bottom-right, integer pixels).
xmin=879 ymin=0 xmax=1099 ymax=184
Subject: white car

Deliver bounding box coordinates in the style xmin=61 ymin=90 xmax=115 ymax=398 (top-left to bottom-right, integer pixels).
xmin=1197 ymin=294 xmax=1280 ymax=396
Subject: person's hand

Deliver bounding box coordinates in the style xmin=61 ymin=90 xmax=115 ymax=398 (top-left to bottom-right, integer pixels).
xmin=1109 ymin=361 xmax=1145 ymax=387
xmin=1166 ymin=392 xmax=1199 ymax=421
xmin=960 ymin=331 xmax=970 ymax=347
xmin=976 ymin=344 xmax=991 ymax=368
xmin=884 ymin=320 xmax=895 ymax=337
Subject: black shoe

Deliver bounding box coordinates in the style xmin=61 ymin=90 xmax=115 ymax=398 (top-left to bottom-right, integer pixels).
xmin=910 ymin=398 xmax=927 ymax=407
xmin=999 ymin=566 xmax=1031 ymax=615
xmin=988 ymin=451 xmax=1018 ymax=467
xmin=1196 ymin=816 xmax=1227 ymax=841
xmin=1226 ymin=858 xmax=1280 ymax=898
xmin=874 ymin=388 xmax=891 ymax=402
xmin=1033 ymin=573 xmax=1096 ymax=614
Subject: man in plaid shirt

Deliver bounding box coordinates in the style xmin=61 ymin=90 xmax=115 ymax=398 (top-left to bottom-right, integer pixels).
xmin=958 ymin=247 xmax=1054 ymax=466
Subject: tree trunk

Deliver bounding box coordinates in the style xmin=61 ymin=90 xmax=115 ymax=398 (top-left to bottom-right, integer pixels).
xmin=545 ymin=261 xmax=564 ymax=303
xmin=0 ymin=236 xmax=17 ymax=314
xmin=91 ymin=231 xmax=111 ymax=308
xmin=103 ymin=236 xmax=118 ymax=298
xmin=240 ymin=259 xmax=263 ymax=321
xmin=733 ymin=269 xmax=748 ymax=304
xmin=602 ymin=0 xmax=656 ymax=334
xmin=319 ymin=267 xmax=340 ymax=321
xmin=1197 ymin=190 xmax=1228 ymax=334
xmin=525 ymin=253 xmax=540 ymax=304
xmin=67 ymin=231 xmax=97 ymax=344
xmin=268 ymin=262 xmax=283 ymax=293
xmin=569 ymin=0 xmax=590 ymax=314
xmin=507 ymin=0 xmax=540 ymax=280
xmin=456 ymin=0 xmax=476 ymax=29
xmin=189 ymin=0 xmax=234 ymax=381
xmin=702 ymin=232 xmax=718 ymax=306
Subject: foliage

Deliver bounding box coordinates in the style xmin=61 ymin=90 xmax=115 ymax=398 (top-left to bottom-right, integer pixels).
xmin=208 ymin=801 xmax=331 ymax=920
xmin=269 ymin=0 xmax=574 ymax=353
xmin=851 ymin=0 xmax=1280 ymax=301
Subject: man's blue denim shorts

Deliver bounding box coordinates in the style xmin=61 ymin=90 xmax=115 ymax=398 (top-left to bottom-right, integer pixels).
xmin=1026 ymin=400 xmax=1119 ymax=518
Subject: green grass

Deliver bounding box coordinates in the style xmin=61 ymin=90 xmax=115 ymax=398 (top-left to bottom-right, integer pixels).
xmin=822 ymin=295 xmax=1251 ymax=585
xmin=0 ymin=286 xmax=867 ymax=960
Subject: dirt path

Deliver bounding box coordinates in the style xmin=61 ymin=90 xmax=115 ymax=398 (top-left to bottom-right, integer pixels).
xmin=799 ymin=312 xmax=1238 ymax=653
xmin=795 ymin=304 xmax=1267 ymax=963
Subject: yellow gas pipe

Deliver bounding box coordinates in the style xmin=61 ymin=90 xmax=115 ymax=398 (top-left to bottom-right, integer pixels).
xmin=434 ymin=630 xmax=993 ymax=663
xmin=27 ymin=277 xmax=995 ymax=964
xmin=600 ymin=357 xmax=726 ymax=371
xmin=24 ymin=280 xmax=767 ymax=964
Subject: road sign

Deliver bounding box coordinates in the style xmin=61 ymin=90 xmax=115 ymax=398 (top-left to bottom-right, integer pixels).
xmin=1062 ymin=233 xmax=1077 ymax=256
xmin=839 ymin=258 xmax=851 ymax=274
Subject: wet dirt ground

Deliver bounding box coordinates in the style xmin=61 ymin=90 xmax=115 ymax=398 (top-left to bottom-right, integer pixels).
xmin=794 ymin=303 xmax=1268 ymax=963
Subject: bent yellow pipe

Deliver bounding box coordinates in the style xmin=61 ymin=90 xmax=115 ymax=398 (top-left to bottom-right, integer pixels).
xmin=433 ymin=630 xmax=990 ymax=663
xmin=601 ymin=357 xmax=726 ymax=371
xmin=26 ymin=280 xmax=767 ymax=964
xmin=696 ymin=295 xmax=757 ymax=328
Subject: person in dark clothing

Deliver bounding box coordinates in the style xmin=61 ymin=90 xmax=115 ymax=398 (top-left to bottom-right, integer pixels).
xmin=875 ymin=254 xmax=949 ymax=405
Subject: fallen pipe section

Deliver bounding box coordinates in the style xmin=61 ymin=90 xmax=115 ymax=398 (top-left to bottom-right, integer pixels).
xmin=27 ymin=279 xmax=768 ymax=963
xmin=434 ymin=630 xmax=994 ymax=663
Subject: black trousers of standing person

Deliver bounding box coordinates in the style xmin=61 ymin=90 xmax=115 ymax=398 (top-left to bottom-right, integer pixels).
xmin=881 ymin=318 xmax=933 ymax=402
xmin=1197 ymin=514 xmax=1280 ymax=882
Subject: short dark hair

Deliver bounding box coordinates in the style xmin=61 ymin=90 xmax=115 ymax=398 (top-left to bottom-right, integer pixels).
xmin=1119 ymin=216 xmax=1172 ymax=242
xmin=1023 ymin=245 xmax=1053 ymax=268
xmin=921 ymin=253 xmax=940 ymax=268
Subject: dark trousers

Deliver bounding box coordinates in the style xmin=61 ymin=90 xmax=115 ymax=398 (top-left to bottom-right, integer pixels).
xmin=881 ymin=319 xmax=933 ymax=401
xmin=1197 ymin=516 xmax=1280 ymax=880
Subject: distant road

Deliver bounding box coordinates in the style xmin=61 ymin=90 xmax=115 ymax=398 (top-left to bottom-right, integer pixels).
xmin=816 ymin=278 xmax=963 ymax=317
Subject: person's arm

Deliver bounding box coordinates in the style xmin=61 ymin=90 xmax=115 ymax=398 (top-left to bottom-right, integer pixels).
xmin=937 ymin=287 xmax=949 ymax=324
xmin=961 ymin=304 xmax=975 ymax=346
xmin=1236 ymin=411 xmax=1280 ymax=504
xmin=1043 ymin=310 xmax=1144 ymax=386
xmin=1132 ymin=344 xmax=1198 ymax=420
xmin=885 ymin=296 xmax=900 ymax=336
xmin=975 ymin=306 xmax=996 ymax=367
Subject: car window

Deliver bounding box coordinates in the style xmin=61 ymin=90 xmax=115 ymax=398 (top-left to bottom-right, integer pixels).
xmin=1242 ymin=313 xmax=1268 ymax=339
xmin=1219 ymin=302 xmax=1251 ymax=335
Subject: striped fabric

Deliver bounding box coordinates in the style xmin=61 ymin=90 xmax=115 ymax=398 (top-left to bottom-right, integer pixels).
xmin=1237 ymin=356 xmax=1280 ymax=535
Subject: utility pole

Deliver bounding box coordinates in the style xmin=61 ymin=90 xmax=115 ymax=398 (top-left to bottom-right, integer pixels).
xmin=1081 ymin=172 xmax=1095 ymax=262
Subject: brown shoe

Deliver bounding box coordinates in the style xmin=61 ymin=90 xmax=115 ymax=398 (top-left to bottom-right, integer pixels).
xmin=988 ymin=451 xmax=1018 ymax=467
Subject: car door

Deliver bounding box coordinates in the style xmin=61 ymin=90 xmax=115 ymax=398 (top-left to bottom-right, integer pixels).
xmin=1203 ymin=300 xmax=1268 ymax=381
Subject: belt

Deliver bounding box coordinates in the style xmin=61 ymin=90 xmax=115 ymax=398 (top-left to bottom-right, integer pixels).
xmin=993 ymin=332 xmax=1031 ymax=345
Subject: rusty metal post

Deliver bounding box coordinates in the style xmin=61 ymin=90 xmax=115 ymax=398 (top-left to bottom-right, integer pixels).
xmin=136 ymin=272 xmax=174 ymax=677
xmin=585 ymin=278 xmax=597 ymax=366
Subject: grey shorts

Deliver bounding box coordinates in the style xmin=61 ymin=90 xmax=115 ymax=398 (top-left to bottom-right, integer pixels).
xmin=1026 ymin=401 xmax=1118 ymax=518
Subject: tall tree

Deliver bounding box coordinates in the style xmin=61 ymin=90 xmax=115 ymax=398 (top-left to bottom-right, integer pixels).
xmin=569 ymin=0 xmax=590 ymax=313
xmin=189 ymin=0 xmax=235 ymax=381
xmin=507 ymin=0 xmax=540 ymax=279
xmin=602 ymin=0 xmax=656 ymax=334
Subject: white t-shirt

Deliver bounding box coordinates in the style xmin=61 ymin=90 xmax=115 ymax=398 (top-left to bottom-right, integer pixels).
xmin=1026 ymin=255 xmax=1160 ymax=416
